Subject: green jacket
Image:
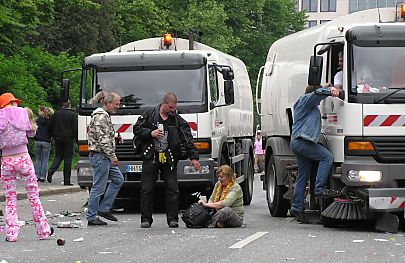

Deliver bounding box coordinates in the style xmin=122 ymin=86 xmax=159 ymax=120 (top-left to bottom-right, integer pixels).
xmin=210 ymin=181 xmax=244 ymax=218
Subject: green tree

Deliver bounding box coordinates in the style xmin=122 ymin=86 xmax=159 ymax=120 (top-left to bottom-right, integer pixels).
xmin=174 ymin=0 xmax=234 ymax=52
xmin=0 ymin=0 xmax=53 ymax=55
xmin=117 ymin=0 xmax=170 ymax=44
xmin=35 ymin=0 xmax=118 ymax=55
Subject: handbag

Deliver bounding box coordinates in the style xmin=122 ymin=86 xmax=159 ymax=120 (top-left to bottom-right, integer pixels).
xmin=181 ymin=203 xmax=212 ymax=228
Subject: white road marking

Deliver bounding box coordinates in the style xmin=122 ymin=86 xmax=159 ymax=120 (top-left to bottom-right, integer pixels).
xmin=229 ymin=232 xmax=268 ymax=249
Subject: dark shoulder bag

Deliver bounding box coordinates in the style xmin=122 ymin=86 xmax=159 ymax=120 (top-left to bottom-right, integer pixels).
xmin=181 ymin=203 xmax=212 ymax=228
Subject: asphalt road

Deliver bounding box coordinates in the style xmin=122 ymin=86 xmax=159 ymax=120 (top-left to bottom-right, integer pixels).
xmin=1 ymin=175 xmax=404 ymax=263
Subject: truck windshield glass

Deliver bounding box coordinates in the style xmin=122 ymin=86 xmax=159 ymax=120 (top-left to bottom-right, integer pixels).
xmin=351 ymin=45 xmax=405 ymax=95
xmin=82 ymin=66 xmax=206 ymax=108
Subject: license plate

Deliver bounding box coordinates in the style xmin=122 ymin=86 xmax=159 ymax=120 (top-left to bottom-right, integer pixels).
xmin=125 ymin=165 xmax=142 ymax=173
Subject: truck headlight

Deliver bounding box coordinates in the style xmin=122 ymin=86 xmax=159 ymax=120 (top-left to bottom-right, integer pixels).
xmin=184 ymin=165 xmax=210 ymax=174
xmin=347 ymin=170 xmax=382 ymax=182
xmin=78 ymin=167 xmax=94 ymax=177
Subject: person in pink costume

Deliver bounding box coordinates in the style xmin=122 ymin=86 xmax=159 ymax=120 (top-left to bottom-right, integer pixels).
xmin=0 ymin=93 xmax=53 ymax=242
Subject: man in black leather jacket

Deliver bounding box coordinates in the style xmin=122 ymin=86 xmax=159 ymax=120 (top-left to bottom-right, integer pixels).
xmin=133 ymin=93 xmax=200 ymax=228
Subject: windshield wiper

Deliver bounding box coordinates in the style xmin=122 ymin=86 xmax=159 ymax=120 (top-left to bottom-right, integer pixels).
xmin=374 ymin=87 xmax=405 ymax=104
xmin=177 ymin=100 xmax=201 ymax=103
xmin=121 ymin=102 xmax=144 ymax=108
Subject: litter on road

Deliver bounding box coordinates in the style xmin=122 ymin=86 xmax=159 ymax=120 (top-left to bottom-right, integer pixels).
xmin=57 ymin=238 xmax=66 ymax=246
xmin=73 ymin=237 xmax=84 ymax=242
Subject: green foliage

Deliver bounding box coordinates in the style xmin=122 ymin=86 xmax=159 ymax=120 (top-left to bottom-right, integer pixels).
xmin=0 ymin=47 xmax=82 ymax=112
xmin=117 ymin=0 xmax=170 ymax=43
xmin=178 ymin=0 xmax=234 ymax=52
xmin=0 ymin=52 xmax=46 ymax=111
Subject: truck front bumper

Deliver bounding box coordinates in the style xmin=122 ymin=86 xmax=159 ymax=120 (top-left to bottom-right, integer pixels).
xmin=368 ymin=188 xmax=405 ymax=212
xmin=341 ymin=158 xmax=405 ymax=213
xmin=76 ymin=157 xmax=215 ymax=190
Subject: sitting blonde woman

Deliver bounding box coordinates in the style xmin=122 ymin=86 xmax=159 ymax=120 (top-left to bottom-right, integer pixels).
xmin=198 ymin=165 xmax=244 ymax=228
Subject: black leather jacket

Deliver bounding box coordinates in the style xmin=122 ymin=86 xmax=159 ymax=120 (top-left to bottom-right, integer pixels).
xmin=133 ymin=105 xmax=199 ymax=164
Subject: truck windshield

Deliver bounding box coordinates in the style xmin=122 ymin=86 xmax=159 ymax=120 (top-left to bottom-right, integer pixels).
xmin=81 ymin=66 xmax=206 ymax=108
xmin=350 ymin=45 xmax=405 ymax=97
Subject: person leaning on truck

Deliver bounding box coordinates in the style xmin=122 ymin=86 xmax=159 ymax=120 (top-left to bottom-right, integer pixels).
xmin=289 ymin=85 xmax=340 ymax=224
xmin=133 ymin=92 xmax=200 ymax=228
xmin=86 ymin=92 xmax=124 ymax=226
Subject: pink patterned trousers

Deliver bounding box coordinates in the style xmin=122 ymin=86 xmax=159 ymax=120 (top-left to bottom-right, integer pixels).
xmin=1 ymin=153 xmax=51 ymax=241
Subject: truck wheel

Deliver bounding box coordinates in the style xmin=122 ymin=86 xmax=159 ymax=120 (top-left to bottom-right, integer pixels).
xmin=266 ymin=154 xmax=289 ymax=217
xmin=241 ymin=155 xmax=254 ymax=205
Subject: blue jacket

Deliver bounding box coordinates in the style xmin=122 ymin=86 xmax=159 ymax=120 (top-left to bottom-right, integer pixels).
xmin=291 ymin=87 xmax=330 ymax=143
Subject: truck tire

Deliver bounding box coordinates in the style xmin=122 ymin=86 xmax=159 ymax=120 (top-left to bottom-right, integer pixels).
xmin=241 ymin=155 xmax=254 ymax=205
xmin=266 ymin=154 xmax=290 ymax=217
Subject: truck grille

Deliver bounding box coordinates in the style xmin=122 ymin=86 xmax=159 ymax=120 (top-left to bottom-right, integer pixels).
xmin=115 ymin=140 xmax=191 ymax=160
xmin=116 ymin=140 xmax=140 ymax=160
xmin=372 ymin=137 xmax=405 ymax=163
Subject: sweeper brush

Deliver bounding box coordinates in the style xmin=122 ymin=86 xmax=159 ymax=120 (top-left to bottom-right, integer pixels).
xmin=321 ymin=198 xmax=371 ymax=220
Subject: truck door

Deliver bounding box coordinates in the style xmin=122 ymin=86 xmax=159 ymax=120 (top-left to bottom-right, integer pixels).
xmin=320 ymin=46 xmax=345 ymax=137
xmin=209 ymin=65 xmax=225 ymax=159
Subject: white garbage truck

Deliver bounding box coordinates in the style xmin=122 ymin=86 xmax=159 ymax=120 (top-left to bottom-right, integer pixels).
xmin=61 ymin=34 xmax=255 ymax=205
xmin=256 ymin=5 xmax=405 ymax=228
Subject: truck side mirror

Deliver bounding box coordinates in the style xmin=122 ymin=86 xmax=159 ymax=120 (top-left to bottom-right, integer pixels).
xmin=60 ymin=79 xmax=70 ymax=103
xmin=308 ymin=56 xmax=323 ymax=86
xmin=224 ymin=80 xmax=234 ymax=105
xmin=222 ymin=67 xmax=234 ymax=81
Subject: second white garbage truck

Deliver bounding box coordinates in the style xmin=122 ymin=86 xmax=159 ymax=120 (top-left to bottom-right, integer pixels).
xmin=257 ymin=5 xmax=405 ymax=228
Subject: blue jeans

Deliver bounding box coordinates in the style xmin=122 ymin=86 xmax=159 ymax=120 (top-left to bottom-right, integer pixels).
xmin=290 ymin=138 xmax=333 ymax=212
xmin=87 ymin=153 xmax=124 ymax=221
xmin=34 ymin=141 xmax=51 ymax=180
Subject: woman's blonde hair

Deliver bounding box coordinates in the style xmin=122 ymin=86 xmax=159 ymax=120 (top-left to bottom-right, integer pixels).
xmin=217 ymin=165 xmax=236 ymax=182
xmin=45 ymin=107 xmax=54 ymax=118
xmin=26 ymin=107 xmax=37 ymax=131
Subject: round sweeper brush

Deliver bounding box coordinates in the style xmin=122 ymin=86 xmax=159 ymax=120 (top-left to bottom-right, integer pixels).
xmin=321 ymin=198 xmax=371 ymax=220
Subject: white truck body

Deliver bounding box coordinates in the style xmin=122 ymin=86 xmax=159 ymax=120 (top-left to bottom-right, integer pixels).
xmin=256 ymin=7 xmax=405 ymax=219
xmin=69 ymin=37 xmax=255 ymax=204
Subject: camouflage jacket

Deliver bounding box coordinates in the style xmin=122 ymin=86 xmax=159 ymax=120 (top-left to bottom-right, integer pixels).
xmin=87 ymin=107 xmax=117 ymax=160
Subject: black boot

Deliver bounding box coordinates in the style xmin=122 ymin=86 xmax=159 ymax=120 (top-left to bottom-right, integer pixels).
xmin=47 ymin=170 xmax=53 ymax=183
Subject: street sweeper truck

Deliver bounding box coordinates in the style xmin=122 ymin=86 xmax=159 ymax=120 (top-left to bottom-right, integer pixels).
xmin=256 ymin=5 xmax=405 ymax=229
xmin=61 ymin=33 xmax=255 ymax=206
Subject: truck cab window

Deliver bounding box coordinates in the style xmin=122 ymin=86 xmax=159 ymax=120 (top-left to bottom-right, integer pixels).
xmin=83 ymin=68 xmax=96 ymax=106
xmin=329 ymin=46 xmax=343 ymax=88
xmin=80 ymin=65 xmax=207 ymax=109
xmin=209 ymin=66 xmax=219 ymax=104
xmin=351 ymin=46 xmax=405 ymax=95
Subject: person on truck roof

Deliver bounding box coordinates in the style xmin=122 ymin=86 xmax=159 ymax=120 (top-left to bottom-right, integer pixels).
xmin=289 ymin=85 xmax=340 ymax=224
